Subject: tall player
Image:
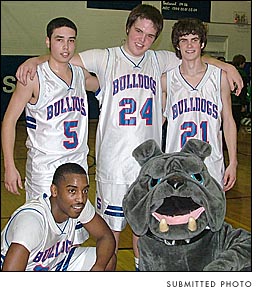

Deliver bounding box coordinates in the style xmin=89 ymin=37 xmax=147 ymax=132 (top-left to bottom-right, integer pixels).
xmin=14 ymin=5 xmax=242 ymax=269
xmin=162 ymin=18 xmax=237 ymax=191
xmin=1 ymin=163 xmax=116 ymax=271
xmin=1 ymin=17 xmax=99 ymax=246
xmin=2 ymin=17 xmax=99 ymax=200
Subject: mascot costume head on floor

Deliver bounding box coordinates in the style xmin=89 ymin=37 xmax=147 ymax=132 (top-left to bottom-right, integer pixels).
xmin=122 ymin=139 xmax=251 ymax=271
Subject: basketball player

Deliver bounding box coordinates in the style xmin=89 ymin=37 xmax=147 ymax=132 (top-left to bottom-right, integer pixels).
xmin=162 ymin=18 xmax=237 ymax=191
xmin=1 ymin=163 xmax=116 ymax=271
xmin=1 ymin=17 xmax=99 ymax=200
xmin=14 ymin=4 xmax=243 ymax=269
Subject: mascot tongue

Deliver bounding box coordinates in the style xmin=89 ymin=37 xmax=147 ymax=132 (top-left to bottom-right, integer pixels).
xmin=152 ymin=206 xmax=205 ymax=225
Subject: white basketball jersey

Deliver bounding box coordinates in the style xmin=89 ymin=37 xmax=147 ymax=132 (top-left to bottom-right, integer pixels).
xmin=95 ymin=47 xmax=163 ymax=184
xmin=1 ymin=194 xmax=95 ymax=271
xmin=25 ymin=62 xmax=89 ymax=199
xmin=164 ymin=64 xmax=224 ymax=186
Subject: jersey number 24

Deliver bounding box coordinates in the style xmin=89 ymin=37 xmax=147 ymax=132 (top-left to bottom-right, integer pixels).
xmin=119 ymin=98 xmax=152 ymax=126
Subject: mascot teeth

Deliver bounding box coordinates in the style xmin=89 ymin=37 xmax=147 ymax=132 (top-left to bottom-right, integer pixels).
xmin=159 ymin=218 xmax=169 ymax=232
xmin=188 ymin=216 xmax=197 ymax=231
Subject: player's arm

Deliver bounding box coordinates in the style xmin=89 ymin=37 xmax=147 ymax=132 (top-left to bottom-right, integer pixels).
xmin=1 ymin=75 xmax=37 ymax=195
xmin=16 ymin=53 xmax=85 ymax=85
xmin=2 ymin=243 xmax=29 ymax=271
xmin=221 ymin=70 xmax=238 ymax=191
xmin=83 ymin=213 xmax=116 ymax=271
xmin=82 ymin=68 xmax=100 ymax=92
xmin=202 ymin=54 xmax=243 ymax=96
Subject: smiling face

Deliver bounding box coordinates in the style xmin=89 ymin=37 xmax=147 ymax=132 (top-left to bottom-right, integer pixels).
xmin=171 ymin=18 xmax=207 ymax=59
xmin=50 ymin=173 xmax=89 ymax=223
xmin=46 ymin=26 xmax=76 ymax=63
xmin=124 ymin=17 xmax=157 ymax=57
xmin=178 ymin=34 xmax=204 ymax=61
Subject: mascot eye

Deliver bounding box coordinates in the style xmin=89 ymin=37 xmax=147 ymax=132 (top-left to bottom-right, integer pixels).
xmin=191 ymin=173 xmax=204 ymax=184
xmin=149 ymin=178 xmax=161 ymax=189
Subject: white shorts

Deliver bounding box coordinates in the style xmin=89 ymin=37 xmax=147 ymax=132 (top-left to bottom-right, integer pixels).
xmin=25 ymin=149 xmax=89 ymax=201
xmin=52 ymin=246 xmax=96 ymax=271
xmin=95 ymin=181 xmax=129 ymax=232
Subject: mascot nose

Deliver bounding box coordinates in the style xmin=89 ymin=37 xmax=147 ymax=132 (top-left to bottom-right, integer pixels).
xmin=167 ymin=175 xmax=184 ymax=189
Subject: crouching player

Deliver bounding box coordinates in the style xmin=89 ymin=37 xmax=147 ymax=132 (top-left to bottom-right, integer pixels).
xmin=1 ymin=163 xmax=116 ymax=271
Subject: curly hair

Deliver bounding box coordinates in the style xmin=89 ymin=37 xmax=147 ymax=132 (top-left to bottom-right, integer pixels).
xmin=171 ymin=18 xmax=207 ymax=59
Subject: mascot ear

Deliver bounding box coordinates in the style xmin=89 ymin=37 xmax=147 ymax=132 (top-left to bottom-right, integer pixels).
xmin=132 ymin=139 xmax=163 ymax=166
xmin=123 ymin=189 xmax=152 ymax=236
xmin=181 ymin=139 xmax=212 ymax=161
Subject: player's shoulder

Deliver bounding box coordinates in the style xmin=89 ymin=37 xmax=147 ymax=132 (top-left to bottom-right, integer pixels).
xmin=154 ymin=50 xmax=176 ymax=58
xmin=9 ymin=198 xmax=46 ymax=229
xmin=79 ymin=48 xmax=108 ymax=59
xmin=70 ymin=62 xmax=85 ymax=75
xmin=207 ymin=63 xmax=221 ymax=72
xmin=37 ymin=60 xmax=49 ymax=73
xmin=206 ymin=63 xmax=222 ymax=78
xmin=154 ymin=50 xmax=181 ymax=72
xmin=18 ymin=196 xmax=46 ymax=214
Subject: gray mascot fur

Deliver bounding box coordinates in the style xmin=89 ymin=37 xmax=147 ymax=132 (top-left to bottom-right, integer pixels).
xmin=122 ymin=139 xmax=251 ymax=271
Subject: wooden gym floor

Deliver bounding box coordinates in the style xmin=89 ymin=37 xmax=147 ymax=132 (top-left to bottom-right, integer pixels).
xmin=1 ymin=119 xmax=251 ymax=271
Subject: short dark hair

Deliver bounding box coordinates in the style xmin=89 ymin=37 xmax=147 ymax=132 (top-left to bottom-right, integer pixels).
xmin=52 ymin=163 xmax=86 ymax=186
xmin=171 ymin=18 xmax=207 ymax=59
xmin=46 ymin=17 xmax=77 ymax=39
xmin=126 ymin=4 xmax=163 ymax=41
xmin=232 ymin=54 xmax=246 ymax=67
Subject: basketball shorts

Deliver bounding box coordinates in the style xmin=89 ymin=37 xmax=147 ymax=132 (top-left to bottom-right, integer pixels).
xmin=25 ymin=149 xmax=89 ymax=201
xmin=95 ymin=181 xmax=130 ymax=232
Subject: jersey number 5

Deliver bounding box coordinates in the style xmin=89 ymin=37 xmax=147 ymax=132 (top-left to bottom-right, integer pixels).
xmin=63 ymin=121 xmax=78 ymax=149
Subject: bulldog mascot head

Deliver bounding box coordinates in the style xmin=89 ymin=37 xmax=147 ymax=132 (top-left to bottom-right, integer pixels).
xmin=122 ymin=139 xmax=251 ymax=271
